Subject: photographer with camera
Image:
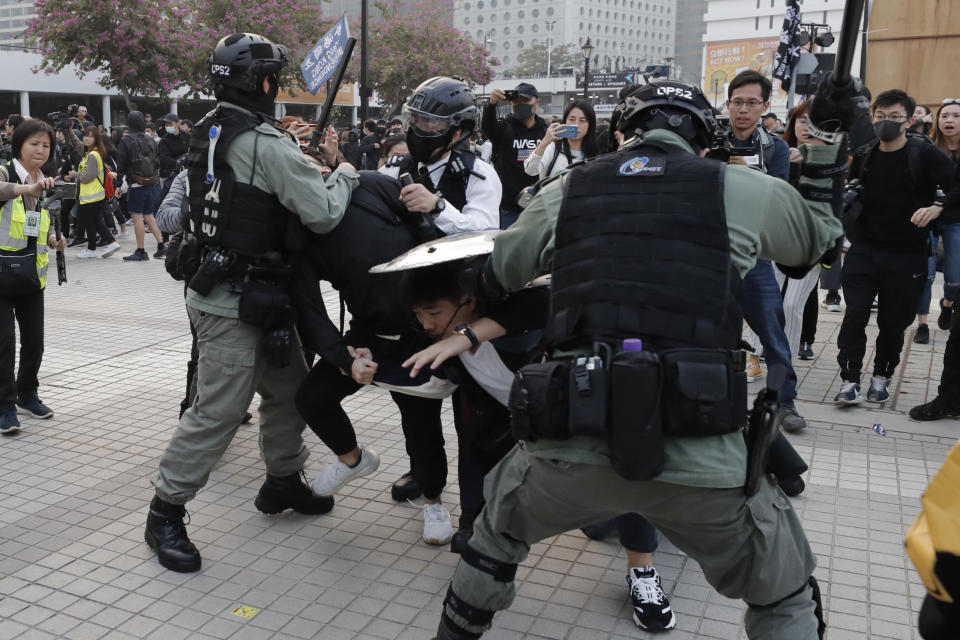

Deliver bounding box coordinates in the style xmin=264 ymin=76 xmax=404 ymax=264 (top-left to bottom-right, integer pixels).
xmin=482 ymin=83 xmax=548 ymax=229
xmin=0 ymin=120 xmax=67 ymax=434
xmin=524 ymin=99 xmax=599 ymax=180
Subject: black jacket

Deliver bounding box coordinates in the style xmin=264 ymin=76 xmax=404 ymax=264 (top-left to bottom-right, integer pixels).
xmin=158 ymin=132 xmax=189 ymax=178
xmin=481 ymin=103 xmax=548 ymax=212
xmin=292 ymin=171 xmax=440 ymax=371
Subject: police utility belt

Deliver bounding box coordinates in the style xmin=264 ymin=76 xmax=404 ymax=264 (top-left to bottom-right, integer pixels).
xmin=508 ymin=344 xmax=747 ymax=480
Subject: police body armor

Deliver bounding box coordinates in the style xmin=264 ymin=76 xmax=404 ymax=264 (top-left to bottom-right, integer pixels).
xmin=507 ymin=140 xmax=748 ymax=481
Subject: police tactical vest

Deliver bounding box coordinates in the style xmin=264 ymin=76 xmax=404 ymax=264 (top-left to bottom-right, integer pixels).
xmin=550 ymin=142 xmax=743 ymax=351
xmin=187 ymin=106 xmax=294 ymax=258
xmin=393 ymin=150 xmax=478 ymax=212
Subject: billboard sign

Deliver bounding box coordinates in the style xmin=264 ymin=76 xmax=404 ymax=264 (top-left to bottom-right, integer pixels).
xmin=703 ymin=38 xmax=783 ymax=107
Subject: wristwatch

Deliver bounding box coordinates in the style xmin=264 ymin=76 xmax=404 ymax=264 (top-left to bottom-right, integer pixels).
xmin=430 ymin=195 xmax=446 ymax=218
xmin=453 ymin=323 xmax=479 ymax=348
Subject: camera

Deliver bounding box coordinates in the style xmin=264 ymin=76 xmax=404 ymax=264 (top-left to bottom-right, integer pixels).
xmin=503 ymin=90 xmax=519 ymax=101
xmin=707 ymin=115 xmax=758 ymax=162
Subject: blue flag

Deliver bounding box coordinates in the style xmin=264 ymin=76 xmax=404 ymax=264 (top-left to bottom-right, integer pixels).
xmin=301 ymin=15 xmax=350 ymax=95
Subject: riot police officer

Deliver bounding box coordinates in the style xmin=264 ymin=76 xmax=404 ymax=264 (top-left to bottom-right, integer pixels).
xmin=145 ymin=33 xmax=359 ymax=573
xmin=426 ymin=78 xmax=857 ymax=639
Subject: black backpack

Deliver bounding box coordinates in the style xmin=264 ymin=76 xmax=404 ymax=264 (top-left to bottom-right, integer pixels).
xmin=127 ymin=133 xmax=159 ymax=185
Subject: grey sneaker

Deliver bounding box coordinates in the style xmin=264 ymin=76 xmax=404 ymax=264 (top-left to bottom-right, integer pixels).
xmin=865 ymin=375 xmax=891 ymax=403
xmin=834 ymin=381 xmax=863 ymax=406
xmin=781 ymin=403 xmax=807 ymax=432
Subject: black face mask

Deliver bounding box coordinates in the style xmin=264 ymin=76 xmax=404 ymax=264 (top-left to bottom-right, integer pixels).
xmin=512 ymin=103 xmax=534 ymax=120
xmin=406 ymin=127 xmax=456 ymax=164
xmin=874 ymin=120 xmax=904 ymax=142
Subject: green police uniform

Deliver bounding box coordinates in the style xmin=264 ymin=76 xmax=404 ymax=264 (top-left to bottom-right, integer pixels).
xmin=441 ymin=130 xmax=844 ymax=639
xmin=153 ymin=102 xmax=359 ymax=504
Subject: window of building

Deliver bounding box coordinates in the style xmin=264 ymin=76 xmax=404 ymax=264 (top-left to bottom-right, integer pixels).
xmin=532 ymin=7 xmax=539 ymax=16
xmin=546 ymin=6 xmax=554 ymax=15
xmin=518 ymin=9 xmax=524 ymax=18
xmin=532 ymin=38 xmax=538 ymax=46
xmin=464 ymin=1 xmax=471 ymax=9
xmin=491 ymin=0 xmax=496 ymax=6
xmin=464 ymin=16 xmax=470 ymax=24
xmin=503 ymin=11 xmax=510 ymax=19
xmin=754 ymin=16 xmax=759 ymax=29
xmin=769 ymin=15 xmax=774 ymax=28
xmin=504 ymin=41 xmax=511 ymax=49
xmin=503 ymin=55 xmax=510 ymax=64
xmin=478 ymin=15 xmax=484 ymax=23
xmin=532 ymin=23 xmax=539 ymax=31
xmin=504 ymin=25 xmax=510 ymax=34
xmin=517 ymin=25 xmax=524 ymax=33
xmin=517 ymin=39 xmax=524 ymax=48
xmin=477 ymin=0 xmax=483 ymax=8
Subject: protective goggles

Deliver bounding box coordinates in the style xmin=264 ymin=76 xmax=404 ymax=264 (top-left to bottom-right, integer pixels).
xmin=400 ymin=105 xmax=454 ymax=138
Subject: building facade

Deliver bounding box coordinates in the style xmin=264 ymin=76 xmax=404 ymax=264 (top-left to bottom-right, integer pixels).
xmin=454 ymin=0 xmax=677 ymax=77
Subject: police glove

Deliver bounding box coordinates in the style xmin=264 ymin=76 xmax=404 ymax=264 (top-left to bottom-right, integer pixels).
xmin=808 ymin=73 xmax=870 ymax=141
xmin=262 ymin=327 xmax=293 ymax=368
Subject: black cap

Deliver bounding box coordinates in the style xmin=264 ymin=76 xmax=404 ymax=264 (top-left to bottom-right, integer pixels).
xmin=762 ymin=112 xmax=778 ymax=120
xmin=515 ymin=82 xmax=539 ymax=99
xmin=160 ymin=112 xmax=179 ymax=123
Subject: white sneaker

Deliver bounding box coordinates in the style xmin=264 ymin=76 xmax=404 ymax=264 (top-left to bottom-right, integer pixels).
xmin=101 ymin=241 xmax=121 ymax=258
xmin=423 ymin=502 xmax=454 ymax=545
xmin=310 ymin=446 xmax=380 ymax=496
xmin=75 ymin=248 xmax=97 ymax=259
xmin=117 ymin=231 xmax=130 ymax=239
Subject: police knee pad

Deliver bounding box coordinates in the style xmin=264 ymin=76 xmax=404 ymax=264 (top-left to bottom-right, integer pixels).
xmin=461 ymin=543 xmax=519 ymax=582
xmin=443 ymin=586 xmax=494 ymax=632
xmin=748 ymin=576 xmax=825 ymax=640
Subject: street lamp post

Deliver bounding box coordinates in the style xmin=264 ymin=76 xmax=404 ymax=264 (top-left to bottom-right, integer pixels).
xmin=482 ymin=30 xmax=492 ymax=100
xmin=581 ymin=38 xmax=593 ymax=100
xmin=545 ymin=20 xmax=556 ymax=77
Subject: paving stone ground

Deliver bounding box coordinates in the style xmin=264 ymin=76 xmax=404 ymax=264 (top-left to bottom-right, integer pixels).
xmin=1 ymin=240 xmax=958 ymax=640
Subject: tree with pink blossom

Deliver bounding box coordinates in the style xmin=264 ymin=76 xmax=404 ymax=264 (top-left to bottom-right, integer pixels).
xmin=359 ymin=0 xmax=499 ymax=114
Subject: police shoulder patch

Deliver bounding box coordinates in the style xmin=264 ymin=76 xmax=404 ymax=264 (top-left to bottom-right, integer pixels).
xmin=618 ymin=155 xmax=666 ymax=176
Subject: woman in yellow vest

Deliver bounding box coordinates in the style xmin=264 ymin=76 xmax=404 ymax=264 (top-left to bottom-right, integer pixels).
xmin=70 ymin=126 xmax=119 ymax=259
xmin=0 ymin=120 xmax=66 ymax=435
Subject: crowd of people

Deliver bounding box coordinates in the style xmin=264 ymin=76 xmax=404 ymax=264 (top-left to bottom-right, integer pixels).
xmin=1 ymin=28 xmax=959 ymax=640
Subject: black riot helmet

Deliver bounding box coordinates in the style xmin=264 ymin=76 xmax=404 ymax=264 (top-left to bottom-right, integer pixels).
xmin=610 ymin=80 xmax=718 ymax=151
xmin=209 ymin=33 xmax=288 ymax=110
xmin=401 ymin=76 xmax=479 ymax=163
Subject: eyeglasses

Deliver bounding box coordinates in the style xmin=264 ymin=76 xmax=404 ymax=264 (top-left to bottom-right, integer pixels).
xmin=729 ymin=99 xmax=764 ymax=109
xmin=872 ymin=113 xmax=908 ymax=122
xmin=943 ymin=98 xmax=960 ymax=105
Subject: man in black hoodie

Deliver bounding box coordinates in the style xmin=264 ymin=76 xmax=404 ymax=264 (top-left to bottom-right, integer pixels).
xmin=116 ymin=111 xmax=166 ymax=261
xmin=482 ymin=83 xmax=548 ymax=229
xmin=158 ymin=113 xmax=189 ymax=197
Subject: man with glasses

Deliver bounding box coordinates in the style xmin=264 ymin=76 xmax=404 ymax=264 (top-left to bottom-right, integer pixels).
xmin=723 ymin=71 xmax=808 ymax=433
xmin=834 ymin=89 xmax=960 ymax=406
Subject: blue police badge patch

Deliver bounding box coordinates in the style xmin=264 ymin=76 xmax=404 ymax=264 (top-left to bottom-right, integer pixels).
xmin=618 ymin=155 xmax=666 ymax=176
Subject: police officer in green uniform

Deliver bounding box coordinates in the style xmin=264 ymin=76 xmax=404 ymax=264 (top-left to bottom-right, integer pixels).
xmin=145 ymin=33 xmax=359 ymax=573
xmin=430 ymin=79 xmax=856 ymax=639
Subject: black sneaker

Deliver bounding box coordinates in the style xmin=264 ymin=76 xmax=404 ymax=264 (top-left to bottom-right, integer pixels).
xmin=154 ymin=244 xmax=167 ymax=259
xmin=823 ymin=292 xmax=841 ymax=312
xmin=123 ymin=249 xmax=149 ymax=261
xmin=68 ymin=236 xmax=86 ymax=248
xmin=16 ymin=398 xmax=53 ymax=419
xmin=910 ymin=396 xmax=960 ymax=422
xmin=627 ymin=567 xmax=677 ymax=632
xmin=450 ymin=526 xmax=473 ymax=555
xmin=391 ymin=471 xmax=422 ymax=502
xmin=144 ymin=496 xmax=201 ymax=573
xmin=777 ymin=475 xmax=806 ymax=497
xmin=938 ymin=299 xmax=954 ymax=331
xmin=0 ymin=405 xmax=21 ymax=435
xmin=798 ymin=341 xmax=814 ymax=360
xmin=254 ymin=471 xmax=335 ymax=515
xmin=914 ymin=323 xmax=930 ymax=344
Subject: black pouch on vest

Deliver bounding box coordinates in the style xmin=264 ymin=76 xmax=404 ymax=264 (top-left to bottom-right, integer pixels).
xmin=609 ymin=350 xmax=664 ymax=480
xmin=508 ymin=361 xmax=570 ymax=441
xmin=660 ymin=348 xmax=740 ymax=437
xmin=567 ymin=355 xmax=609 ymax=438
xmin=238 ymin=280 xmax=291 ymax=329
xmin=0 ymin=250 xmax=41 ymax=296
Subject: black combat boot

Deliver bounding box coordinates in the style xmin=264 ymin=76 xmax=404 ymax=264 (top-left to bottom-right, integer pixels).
xmin=254 ymin=471 xmax=335 ymax=515
xmin=144 ymin=496 xmax=201 ymax=573
xmin=391 ymin=470 xmax=423 ymax=501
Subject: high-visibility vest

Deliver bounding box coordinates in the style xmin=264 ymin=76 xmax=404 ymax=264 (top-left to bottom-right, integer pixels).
xmin=78 ymin=150 xmax=105 ymax=204
xmin=0 ymin=193 xmax=51 ymax=289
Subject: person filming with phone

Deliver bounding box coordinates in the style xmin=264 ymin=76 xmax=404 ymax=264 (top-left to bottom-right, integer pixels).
xmin=524 ymin=99 xmax=600 ymax=180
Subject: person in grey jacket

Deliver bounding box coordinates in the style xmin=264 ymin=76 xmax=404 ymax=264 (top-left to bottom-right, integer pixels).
xmin=155 ymin=169 xmax=187 ymax=234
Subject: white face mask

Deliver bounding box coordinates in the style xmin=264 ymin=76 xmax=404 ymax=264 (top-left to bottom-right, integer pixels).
xmin=165 ymin=126 xmax=177 ymax=134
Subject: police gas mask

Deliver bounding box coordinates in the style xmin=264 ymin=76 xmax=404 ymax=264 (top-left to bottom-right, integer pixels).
xmin=406 ymin=126 xmax=457 ymax=164
xmin=402 ymin=107 xmax=460 ymax=164
xmin=873 ymin=118 xmax=907 ymax=142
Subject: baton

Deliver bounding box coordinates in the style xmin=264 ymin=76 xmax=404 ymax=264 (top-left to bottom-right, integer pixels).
xmin=309 ymin=36 xmax=358 ymax=151
xmin=830 ymin=0 xmax=866 ymax=86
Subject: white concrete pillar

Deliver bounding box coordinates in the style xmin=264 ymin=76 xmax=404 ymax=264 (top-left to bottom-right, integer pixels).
xmin=169 ymin=100 xmax=178 ymax=116
xmin=19 ymin=92 xmax=29 ymax=117
xmin=101 ymin=95 xmax=112 ymax=129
